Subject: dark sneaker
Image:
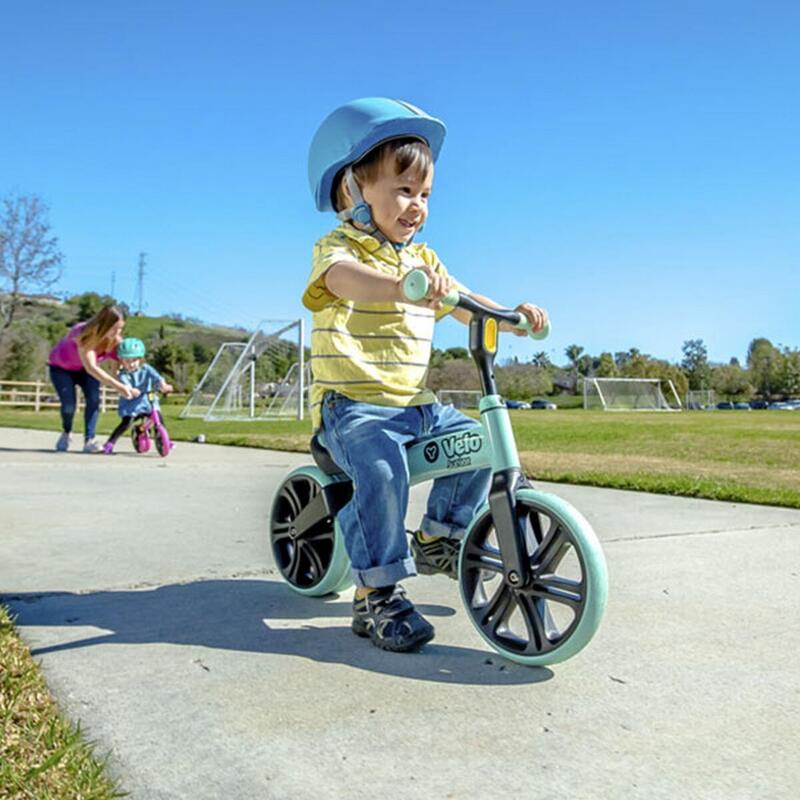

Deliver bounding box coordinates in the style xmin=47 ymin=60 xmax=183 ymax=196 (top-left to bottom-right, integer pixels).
xmin=352 ymin=585 xmax=435 ymax=652
xmin=410 ymin=530 xmax=461 ymax=579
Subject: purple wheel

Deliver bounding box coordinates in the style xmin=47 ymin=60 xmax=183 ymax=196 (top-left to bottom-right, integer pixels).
xmin=155 ymin=424 xmax=172 ymax=457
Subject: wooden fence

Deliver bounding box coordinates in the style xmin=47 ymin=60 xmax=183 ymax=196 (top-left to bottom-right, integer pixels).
xmin=0 ymin=379 xmax=114 ymax=413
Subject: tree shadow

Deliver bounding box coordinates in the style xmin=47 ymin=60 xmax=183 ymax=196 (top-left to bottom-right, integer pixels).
xmin=3 ymin=579 xmax=552 ymax=686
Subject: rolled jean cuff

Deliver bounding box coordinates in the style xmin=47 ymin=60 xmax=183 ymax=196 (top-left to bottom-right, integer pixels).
xmin=421 ymin=515 xmax=469 ymax=541
xmin=351 ymin=556 xmax=417 ymax=589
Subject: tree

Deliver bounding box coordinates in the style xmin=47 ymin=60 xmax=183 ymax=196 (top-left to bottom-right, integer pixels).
xmin=66 ymin=291 xmax=117 ymax=322
xmin=681 ymin=339 xmax=711 ymax=390
xmin=776 ymin=348 xmax=800 ymax=397
xmin=0 ymin=194 xmax=64 ymax=341
xmin=531 ymin=351 xmax=552 ymax=369
xmin=426 ymin=359 xmax=479 ymax=392
xmin=1 ymin=327 xmax=46 ymax=380
xmin=496 ymin=363 xmax=553 ymax=399
xmin=565 ymin=344 xmax=584 ymax=380
xmin=595 ymin=352 xmax=618 ymax=378
xmin=746 ymin=338 xmax=781 ymax=397
xmin=710 ymin=362 xmax=753 ymax=399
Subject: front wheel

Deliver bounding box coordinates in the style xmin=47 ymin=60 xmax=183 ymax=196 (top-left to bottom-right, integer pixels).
xmin=459 ymin=488 xmax=608 ymax=666
xmin=269 ymin=466 xmax=354 ymax=596
xmin=154 ymin=423 xmax=172 ymax=457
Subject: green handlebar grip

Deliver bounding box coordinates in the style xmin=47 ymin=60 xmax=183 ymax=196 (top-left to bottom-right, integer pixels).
xmin=402 ymin=269 xmax=460 ymax=306
xmin=516 ymin=316 xmax=551 ymax=340
xmin=402 ymin=270 xmax=429 ymax=302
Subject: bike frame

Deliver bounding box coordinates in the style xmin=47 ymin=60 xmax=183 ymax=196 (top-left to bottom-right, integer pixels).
xmin=401 ymin=291 xmax=535 ymax=587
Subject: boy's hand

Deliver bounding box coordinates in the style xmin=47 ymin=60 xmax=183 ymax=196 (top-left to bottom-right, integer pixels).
xmin=404 ymin=266 xmax=454 ymax=310
xmin=160 ymin=381 xmax=173 ymax=394
xmin=512 ymin=303 xmax=549 ymax=336
xmin=120 ymin=386 xmax=141 ymax=400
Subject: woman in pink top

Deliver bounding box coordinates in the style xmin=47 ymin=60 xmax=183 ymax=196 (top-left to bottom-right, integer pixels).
xmin=48 ymin=305 xmax=139 ymax=452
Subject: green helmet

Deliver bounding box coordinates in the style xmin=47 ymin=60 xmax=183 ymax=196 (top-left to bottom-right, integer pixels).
xmin=118 ymin=337 xmax=146 ymax=359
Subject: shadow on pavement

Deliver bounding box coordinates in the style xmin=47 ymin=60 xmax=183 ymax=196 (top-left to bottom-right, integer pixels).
xmin=3 ymin=579 xmax=553 ymax=686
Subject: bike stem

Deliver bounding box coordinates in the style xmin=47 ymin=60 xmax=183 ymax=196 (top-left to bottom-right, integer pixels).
xmin=465 ymin=307 xmax=531 ymax=587
xmin=401 ymin=271 xmax=548 ymax=588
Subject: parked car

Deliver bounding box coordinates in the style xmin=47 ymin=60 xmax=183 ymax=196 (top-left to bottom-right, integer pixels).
xmin=716 ymin=401 xmax=735 ymax=410
xmin=749 ymin=399 xmax=769 ymax=409
xmin=733 ymin=402 xmax=751 ymax=410
xmin=505 ymin=399 xmax=531 ymax=409
xmin=530 ymin=399 xmax=557 ymax=410
xmin=768 ymin=401 xmax=795 ymax=410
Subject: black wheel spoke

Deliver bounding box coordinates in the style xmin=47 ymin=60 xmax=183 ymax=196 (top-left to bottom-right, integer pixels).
xmin=531 ymin=576 xmax=583 ymax=610
xmin=532 ymin=522 xmax=571 ymax=574
xmin=286 ymin=544 xmax=302 ymax=584
xmin=463 ymin=542 xmax=503 ymax=575
xmin=303 ymin=526 xmax=335 ymax=543
xmin=271 ymin=520 xmax=292 ymax=542
xmin=517 ymin=593 xmax=548 ymax=652
xmin=283 ymin=482 xmax=303 ymax=517
xmin=299 ymin=540 xmax=325 ymax=580
xmin=480 ymin=583 xmax=516 ymax=636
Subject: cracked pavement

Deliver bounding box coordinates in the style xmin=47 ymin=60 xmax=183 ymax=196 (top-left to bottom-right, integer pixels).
xmin=2 ymin=426 xmax=799 ymax=799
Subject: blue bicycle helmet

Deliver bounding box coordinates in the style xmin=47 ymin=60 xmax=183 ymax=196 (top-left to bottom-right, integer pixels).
xmin=308 ymin=97 xmax=447 ymax=213
xmin=118 ymin=337 xmax=146 ymax=359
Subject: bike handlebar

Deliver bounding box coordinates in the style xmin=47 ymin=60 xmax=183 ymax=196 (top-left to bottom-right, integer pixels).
xmin=401 ymin=269 xmax=550 ymax=341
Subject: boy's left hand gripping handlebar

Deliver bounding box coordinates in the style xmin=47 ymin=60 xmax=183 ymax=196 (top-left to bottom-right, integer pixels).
xmin=401 ymin=269 xmax=550 ymax=341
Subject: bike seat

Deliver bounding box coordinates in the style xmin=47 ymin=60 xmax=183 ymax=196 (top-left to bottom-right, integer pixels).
xmin=310 ymin=431 xmax=346 ymax=476
xmin=311 ymin=429 xmax=434 ymax=477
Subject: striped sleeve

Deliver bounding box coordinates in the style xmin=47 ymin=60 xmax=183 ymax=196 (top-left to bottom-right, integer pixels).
xmin=302 ymin=235 xmax=358 ymax=312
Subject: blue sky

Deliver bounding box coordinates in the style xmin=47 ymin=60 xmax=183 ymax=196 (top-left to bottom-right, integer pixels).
xmin=3 ymin=0 xmax=798 ymax=367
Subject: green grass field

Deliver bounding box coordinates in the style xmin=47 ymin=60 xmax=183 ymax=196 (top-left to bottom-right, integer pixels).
xmin=2 ymin=404 xmax=798 ymax=508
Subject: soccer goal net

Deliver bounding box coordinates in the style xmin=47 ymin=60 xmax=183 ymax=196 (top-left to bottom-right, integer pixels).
xmin=180 ymin=319 xmax=307 ymax=421
xmin=685 ymin=389 xmax=715 ymax=409
xmin=583 ymin=377 xmax=682 ymax=411
xmin=438 ymin=389 xmax=481 ymax=410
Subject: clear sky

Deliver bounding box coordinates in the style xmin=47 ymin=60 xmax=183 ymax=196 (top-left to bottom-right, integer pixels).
xmin=3 ymin=0 xmax=798 ymax=367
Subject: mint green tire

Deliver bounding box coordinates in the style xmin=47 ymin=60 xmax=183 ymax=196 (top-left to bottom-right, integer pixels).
xmin=269 ymin=466 xmax=354 ymax=596
xmin=459 ymin=488 xmax=608 ymax=666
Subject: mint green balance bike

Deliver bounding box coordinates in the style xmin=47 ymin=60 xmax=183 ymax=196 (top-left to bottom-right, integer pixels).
xmin=269 ymin=270 xmax=608 ymax=666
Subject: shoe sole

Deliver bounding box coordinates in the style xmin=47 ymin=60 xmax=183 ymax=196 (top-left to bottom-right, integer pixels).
xmin=352 ymin=621 xmax=435 ymax=652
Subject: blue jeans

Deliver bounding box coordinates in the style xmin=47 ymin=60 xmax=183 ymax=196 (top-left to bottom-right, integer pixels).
xmin=320 ymin=393 xmax=492 ymax=589
xmin=49 ymin=365 xmax=101 ymax=440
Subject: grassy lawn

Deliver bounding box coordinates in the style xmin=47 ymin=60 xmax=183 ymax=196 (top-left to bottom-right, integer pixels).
xmin=0 ymin=605 xmax=123 ymax=799
xmin=1 ymin=403 xmax=798 ymax=508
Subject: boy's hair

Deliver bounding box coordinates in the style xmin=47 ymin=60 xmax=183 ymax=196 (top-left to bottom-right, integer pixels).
xmin=333 ymin=137 xmax=433 ymax=212
xmin=75 ymin=305 xmax=124 ymax=351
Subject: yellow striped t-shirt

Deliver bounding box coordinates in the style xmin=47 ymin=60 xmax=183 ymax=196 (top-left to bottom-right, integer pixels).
xmin=302 ymin=223 xmax=461 ymax=428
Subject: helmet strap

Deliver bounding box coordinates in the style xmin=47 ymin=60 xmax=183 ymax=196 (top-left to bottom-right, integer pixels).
xmin=336 ymin=167 xmax=416 ymax=250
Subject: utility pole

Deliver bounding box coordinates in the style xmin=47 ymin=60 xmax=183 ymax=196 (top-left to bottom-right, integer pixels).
xmin=135 ymin=252 xmax=146 ymax=315
xmin=110 ymin=270 xmax=116 ymax=299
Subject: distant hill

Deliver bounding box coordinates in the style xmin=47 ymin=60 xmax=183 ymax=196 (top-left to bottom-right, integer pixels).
xmin=0 ymin=292 xmax=253 ymax=391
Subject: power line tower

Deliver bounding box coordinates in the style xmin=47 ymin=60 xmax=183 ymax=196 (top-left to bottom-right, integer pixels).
xmin=135 ymin=252 xmax=147 ymax=315
xmin=110 ymin=270 xmax=116 ymax=299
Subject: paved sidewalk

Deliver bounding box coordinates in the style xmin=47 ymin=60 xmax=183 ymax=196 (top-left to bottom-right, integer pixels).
xmin=1 ymin=426 xmax=799 ymax=799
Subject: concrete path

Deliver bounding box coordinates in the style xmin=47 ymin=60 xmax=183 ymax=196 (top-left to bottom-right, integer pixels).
xmin=1 ymin=426 xmax=799 ymax=799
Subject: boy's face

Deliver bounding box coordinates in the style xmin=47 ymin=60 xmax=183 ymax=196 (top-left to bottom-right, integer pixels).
xmin=121 ymin=357 xmax=141 ymax=371
xmin=360 ymin=157 xmax=433 ymax=244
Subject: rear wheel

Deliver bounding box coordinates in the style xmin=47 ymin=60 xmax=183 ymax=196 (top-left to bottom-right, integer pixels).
xmin=459 ymin=489 xmax=607 ymax=666
xmin=269 ymin=466 xmax=353 ymax=596
xmin=131 ymin=425 xmax=150 ymax=454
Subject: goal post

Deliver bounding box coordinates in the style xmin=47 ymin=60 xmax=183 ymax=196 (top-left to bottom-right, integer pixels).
xmin=583 ymin=377 xmax=682 ymax=411
xmin=685 ymin=389 xmax=715 ymax=409
xmin=438 ymin=389 xmax=481 ymax=410
xmin=181 ymin=319 xmax=307 ymax=421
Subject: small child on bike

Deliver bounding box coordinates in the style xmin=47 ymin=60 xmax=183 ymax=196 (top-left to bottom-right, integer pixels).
xmin=102 ymin=337 xmax=173 ymax=454
xmin=304 ymin=98 xmax=548 ymax=652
